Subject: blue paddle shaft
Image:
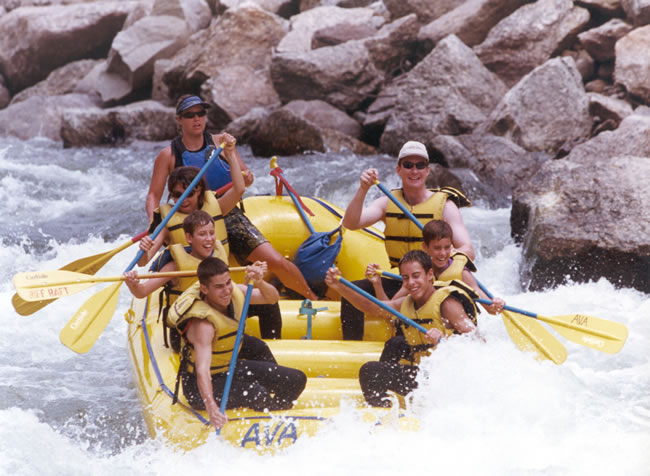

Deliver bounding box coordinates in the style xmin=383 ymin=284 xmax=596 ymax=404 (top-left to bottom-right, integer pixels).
xmin=126 ymin=145 xmax=224 ymax=271
xmin=475 ymin=298 xmax=536 ymax=318
xmin=338 ymin=276 xmax=428 ymax=334
xmin=216 ymin=283 xmax=253 ymax=435
xmin=283 ymin=174 xmax=316 ymax=234
xmin=375 ymin=181 xmax=424 ymax=231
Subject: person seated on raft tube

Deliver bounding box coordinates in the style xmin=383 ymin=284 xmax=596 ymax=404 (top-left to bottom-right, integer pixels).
xmin=145 ymin=94 xmax=319 ymax=301
xmin=368 ymin=220 xmax=505 ymax=315
xmin=168 ymin=257 xmax=307 ymax=429
xmin=338 ymin=140 xmax=475 ymax=340
xmin=124 ymin=210 xmax=282 ymax=344
xmin=325 ymin=250 xmax=480 ymax=408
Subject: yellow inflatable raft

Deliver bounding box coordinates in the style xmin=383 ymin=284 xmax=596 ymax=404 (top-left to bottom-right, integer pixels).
xmin=126 ymin=195 xmax=416 ymax=452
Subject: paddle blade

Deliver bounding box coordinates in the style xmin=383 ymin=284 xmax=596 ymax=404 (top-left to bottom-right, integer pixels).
xmin=502 ymin=311 xmax=567 ymax=365
xmin=13 ymin=270 xmax=98 ymax=302
xmin=11 ymin=236 xmax=137 ymax=316
xmin=59 ymin=283 xmax=122 ymax=354
xmin=537 ymin=313 xmax=628 ymax=354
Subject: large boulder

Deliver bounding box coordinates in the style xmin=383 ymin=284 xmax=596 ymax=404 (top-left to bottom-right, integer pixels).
xmin=0 ymin=93 xmax=98 ymax=141
xmin=614 ymin=25 xmax=650 ymax=102
xmin=511 ymin=155 xmax=650 ymax=293
xmin=483 ymin=57 xmax=592 ymax=154
xmin=578 ymin=18 xmax=633 ymax=62
xmin=223 ymin=0 xmax=300 ymax=18
xmin=10 ymin=59 xmax=101 ymax=105
xmin=60 ymin=100 xmax=177 ymax=147
xmin=377 ymin=34 xmax=507 ymax=155
xmin=418 ymin=0 xmax=528 ymax=49
xmin=0 ymin=2 xmax=138 ymax=93
xmin=271 ymin=15 xmax=421 ymax=113
xmin=152 ymin=0 xmax=211 ymax=33
xmin=474 ymin=0 xmax=590 ymax=87
xmin=621 ymin=0 xmax=650 ymax=26
xmin=156 ymin=4 xmax=288 ymax=129
xmin=383 ymin=0 xmax=463 ymax=23
xmin=275 ymin=5 xmax=385 ymax=53
xmin=96 ymin=15 xmax=190 ymax=105
xmin=282 ymin=99 xmax=361 ymax=138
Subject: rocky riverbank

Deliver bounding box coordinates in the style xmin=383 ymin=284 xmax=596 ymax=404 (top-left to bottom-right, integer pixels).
xmin=0 ymin=0 xmax=648 ymax=293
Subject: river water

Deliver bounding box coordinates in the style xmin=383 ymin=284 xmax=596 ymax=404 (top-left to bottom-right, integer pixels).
xmin=1 ymin=137 xmax=648 ymax=475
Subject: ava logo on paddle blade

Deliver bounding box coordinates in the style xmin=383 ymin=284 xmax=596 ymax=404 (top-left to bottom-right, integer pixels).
xmin=69 ymin=309 xmax=88 ymax=330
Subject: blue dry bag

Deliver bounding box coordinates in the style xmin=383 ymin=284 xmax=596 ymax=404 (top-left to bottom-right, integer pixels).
xmin=293 ymin=227 xmax=342 ymax=298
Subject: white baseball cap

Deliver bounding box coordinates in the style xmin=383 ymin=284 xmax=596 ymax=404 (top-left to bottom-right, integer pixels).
xmin=397 ymin=141 xmax=429 ymax=162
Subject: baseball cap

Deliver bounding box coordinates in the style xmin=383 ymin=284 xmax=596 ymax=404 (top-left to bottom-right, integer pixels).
xmin=397 ymin=141 xmax=429 ymax=162
xmin=176 ymin=95 xmax=211 ymax=115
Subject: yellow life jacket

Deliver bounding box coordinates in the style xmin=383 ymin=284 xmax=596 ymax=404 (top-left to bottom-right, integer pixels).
xmin=436 ymin=252 xmax=477 ymax=281
xmin=384 ymin=187 xmax=470 ymax=267
xmin=159 ymin=191 xmax=229 ymax=256
xmin=168 ymin=243 xmax=228 ymax=302
xmin=168 ymin=281 xmax=245 ymax=376
xmin=398 ymin=280 xmax=478 ymax=364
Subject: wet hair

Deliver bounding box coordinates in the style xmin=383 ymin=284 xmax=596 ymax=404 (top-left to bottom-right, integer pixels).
xmin=197 ymin=257 xmax=229 ymax=286
xmin=399 ymin=249 xmax=433 ymax=274
xmin=183 ymin=210 xmax=214 ymax=236
xmin=168 ymin=166 xmax=207 ymax=209
xmin=422 ymin=220 xmax=453 ymax=245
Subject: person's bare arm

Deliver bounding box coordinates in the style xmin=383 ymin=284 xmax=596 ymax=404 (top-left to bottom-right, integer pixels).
xmin=213 ymin=133 xmax=254 ymax=187
xmin=215 ymin=136 xmax=245 ymax=215
xmin=185 ymin=319 xmax=228 ymax=429
xmin=462 ymin=270 xmax=504 ymax=315
xmin=123 ymin=261 xmax=177 ymax=298
xmin=244 ymin=261 xmax=280 ymax=305
xmin=440 ymin=296 xmax=478 ymax=334
xmin=342 ymin=169 xmax=388 ymax=229
xmin=442 ymin=201 xmax=475 ymax=260
xmin=136 ymin=229 xmax=168 ymax=267
xmin=324 ymin=267 xmax=404 ymax=319
xmin=146 ymin=147 xmax=174 ymax=220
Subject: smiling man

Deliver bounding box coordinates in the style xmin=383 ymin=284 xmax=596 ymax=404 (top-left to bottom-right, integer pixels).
xmin=337 ymin=140 xmax=475 ymax=340
xmin=325 ymin=250 xmax=479 ymax=407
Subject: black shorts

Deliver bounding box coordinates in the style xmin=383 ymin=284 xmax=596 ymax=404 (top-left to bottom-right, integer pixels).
xmin=225 ymin=206 xmax=268 ymax=265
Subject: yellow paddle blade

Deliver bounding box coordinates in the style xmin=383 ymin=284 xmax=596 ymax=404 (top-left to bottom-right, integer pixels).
xmin=12 ymin=238 xmax=135 ymax=316
xmin=59 ymin=282 xmax=122 ymax=354
xmin=535 ymin=313 xmax=628 ymax=354
xmin=501 ymin=311 xmax=567 ymax=365
xmin=14 ymin=270 xmax=103 ymax=301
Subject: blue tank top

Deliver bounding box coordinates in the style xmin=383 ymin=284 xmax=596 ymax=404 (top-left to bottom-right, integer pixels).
xmin=171 ymin=133 xmax=231 ymax=190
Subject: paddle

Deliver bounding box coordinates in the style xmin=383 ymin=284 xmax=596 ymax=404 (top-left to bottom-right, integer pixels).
xmin=373 ymin=181 xmax=568 ymax=364
xmin=60 ymin=144 xmax=226 ymax=353
xmin=376 ymin=269 xmax=567 ymax=364
xmin=14 ymin=268 xmax=245 ymax=302
xmin=216 ymin=283 xmax=253 ymax=435
xmin=337 ymin=276 xmax=428 ymax=334
xmin=475 ymin=299 xmax=627 ymax=354
xmin=11 ymin=231 xmax=147 ymax=316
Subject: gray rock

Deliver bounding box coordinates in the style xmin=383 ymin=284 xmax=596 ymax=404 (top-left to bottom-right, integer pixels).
xmin=223 ymin=0 xmax=299 ymax=18
xmin=575 ymin=0 xmax=623 ymax=16
xmin=418 ymin=0 xmax=528 ymax=49
xmin=614 ymin=25 xmax=650 ymax=102
xmin=383 ymin=0 xmax=462 ymax=23
xmin=511 ymin=155 xmax=650 ymax=293
xmin=474 ymin=0 xmax=590 ymax=87
xmin=0 ymin=93 xmax=97 ymax=141
xmin=152 ymin=0 xmax=211 ymax=33
xmin=10 ymin=59 xmax=101 ymax=105
xmin=587 ymin=92 xmax=634 ymax=127
xmin=311 ymin=22 xmax=378 ymax=49
xmin=276 ymin=5 xmax=385 ymax=53
xmin=578 ymin=18 xmax=633 ymax=62
xmin=156 ymin=4 xmax=287 ymax=128
xmin=621 ymin=0 xmax=650 ymax=26
xmin=378 ymin=35 xmax=507 ymax=155
xmin=484 ymin=57 xmax=592 ymax=154
xmin=282 ymin=99 xmax=361 ymax=138
xmin=0 ymin=2 xmax=138 ymax=93
xmin=60 ymin=100 xmax=177 ymax=147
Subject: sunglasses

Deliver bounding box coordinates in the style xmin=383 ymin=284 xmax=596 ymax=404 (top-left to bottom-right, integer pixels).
xmin=170 ymin=188 xmax=198 ymax=200
xmin=400 ymin=160 xmax=428 ymax=170
xmin=180 ymin=109 xmax=207 ymax=119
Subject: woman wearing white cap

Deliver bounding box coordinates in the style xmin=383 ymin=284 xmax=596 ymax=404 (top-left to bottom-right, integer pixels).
xmin=338 ymin=140 xmax=475 ymax=340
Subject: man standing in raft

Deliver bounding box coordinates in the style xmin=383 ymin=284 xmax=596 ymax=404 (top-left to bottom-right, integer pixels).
xmin=145 ymin=94 xmax=318 ymax=301
xmin=339 ymin=140 xmax=475 ymax=340
xmin=168 ymin=257 xmax=307 ymax=429
xmin=325 ymin=250 xmax=479 ymax=407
